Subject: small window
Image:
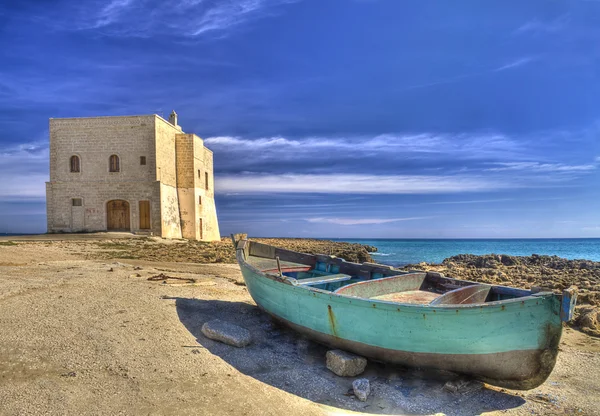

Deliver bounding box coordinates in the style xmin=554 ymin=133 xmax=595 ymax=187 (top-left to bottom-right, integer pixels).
xmin=70 ymin=155 xmax=80 ymax=173
xmin=198 ymin=196 xmax=202 ymax=205
xmin=205 ymin=172 xmax=209 ymax=190
xmin=109 ymin=155 xmax=120 ymax=172
xmin=140 ymin=156 xmax=146 ymax=165
xmin=197 ymin=169 xmax=201 ymax=179
xmin=72 ymin=198 xmax=82 ymax=207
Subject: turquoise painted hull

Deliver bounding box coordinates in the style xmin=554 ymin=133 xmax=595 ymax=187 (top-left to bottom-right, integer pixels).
xmin=237 ymin=250 xmax=564 ymax=389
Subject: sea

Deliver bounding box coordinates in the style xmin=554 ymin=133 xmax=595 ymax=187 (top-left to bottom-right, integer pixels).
xmin=334 ymin=238 xmax=600 ymax=267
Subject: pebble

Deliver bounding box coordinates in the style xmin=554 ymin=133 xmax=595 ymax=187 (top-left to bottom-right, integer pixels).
xmin=352 ymin=378 xmax=370 ymax=401
xmin=443 ymin=378 xmax=483 ymax=394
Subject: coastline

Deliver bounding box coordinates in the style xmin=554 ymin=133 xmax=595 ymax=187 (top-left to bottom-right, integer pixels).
xmin=0 ymin=235 xmax=599 ymax=415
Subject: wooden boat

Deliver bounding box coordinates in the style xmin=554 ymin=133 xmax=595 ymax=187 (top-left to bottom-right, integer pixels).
xmin=232 ymin=235 xmax=577 ymax=390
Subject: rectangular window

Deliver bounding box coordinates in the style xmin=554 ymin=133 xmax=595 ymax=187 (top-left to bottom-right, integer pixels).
xmin=72 ymin=198 xmax=82 ymax=207
xmin=198 ymin=196 xmax=202 ymax=205
xmin=198 ymin=169 xmax=201 ymax=179
xmin=205 ymin=172 xmax=209 ymax=190
xmin=140 ymin=156 xmax=146 ymax=165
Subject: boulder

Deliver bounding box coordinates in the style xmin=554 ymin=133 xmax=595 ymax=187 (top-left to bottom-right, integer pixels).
xmin=326 ymin=349 xmax=367 ymax=377
xmin=352 ymin=378 xmax=370 ymax=402
xmin=576 ymin=306 xmax=600 ymax=337
xmin=201 ymin=319 xmax=252 ymax=347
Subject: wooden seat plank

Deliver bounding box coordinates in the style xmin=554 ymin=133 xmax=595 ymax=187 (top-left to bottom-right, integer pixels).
xmin=296 ymin=273 xmax=352 ymax=286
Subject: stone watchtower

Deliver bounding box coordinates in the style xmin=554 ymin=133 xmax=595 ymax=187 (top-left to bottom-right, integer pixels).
xmin=45 ymin=112 xmax=220 ymax=241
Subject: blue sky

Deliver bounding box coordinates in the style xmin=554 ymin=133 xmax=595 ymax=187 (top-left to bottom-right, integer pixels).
xmin=1 ymin=0 xmax=600 ymax=237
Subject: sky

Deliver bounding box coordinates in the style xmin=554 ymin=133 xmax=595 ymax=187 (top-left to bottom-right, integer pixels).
xmin=1 ymin=0 xmax=600 ymax=238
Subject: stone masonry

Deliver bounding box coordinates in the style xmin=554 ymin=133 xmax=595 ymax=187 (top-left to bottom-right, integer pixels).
xmin=45 ymin=111 xmax=220 ymax=241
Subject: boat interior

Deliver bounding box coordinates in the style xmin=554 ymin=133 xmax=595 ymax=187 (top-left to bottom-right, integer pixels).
xmin=237 ymin=238 xmax=533 ymax=306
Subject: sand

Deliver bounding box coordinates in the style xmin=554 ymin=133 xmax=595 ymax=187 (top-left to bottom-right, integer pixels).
xmin=1 ymin=237 xmax=599 ymax=415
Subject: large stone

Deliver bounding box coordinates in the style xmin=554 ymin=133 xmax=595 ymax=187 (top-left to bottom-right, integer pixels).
xmin=576 ymin=306 xmax=600 ymax=337
xmin=352 ymin=378 xmax=370 ymax=402
xmin=201 ymin=319 xmax=252 ymax=347
xmin=326 ymin=349 xmax=367 ymax=377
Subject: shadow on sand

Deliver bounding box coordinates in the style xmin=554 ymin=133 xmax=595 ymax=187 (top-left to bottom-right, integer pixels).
xmin=172 ymin=297 xmax=525 ymax=415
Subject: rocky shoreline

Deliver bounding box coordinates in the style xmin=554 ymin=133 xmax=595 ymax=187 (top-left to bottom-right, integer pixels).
xmin=401 ymin=253 xmax=600 ymax=336
xmin=2 ymin=236 xmax=598 ymax=335
xmin=74 ymin=237 xmax=378 ymax=264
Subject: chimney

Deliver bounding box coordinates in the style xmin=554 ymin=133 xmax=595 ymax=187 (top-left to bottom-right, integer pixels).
xmin=169 ymin=110 xmax=178 ymax=126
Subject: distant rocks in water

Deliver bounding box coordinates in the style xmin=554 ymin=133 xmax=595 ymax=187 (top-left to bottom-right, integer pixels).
xmin=201 ymin=319 xmax=252 ymax=347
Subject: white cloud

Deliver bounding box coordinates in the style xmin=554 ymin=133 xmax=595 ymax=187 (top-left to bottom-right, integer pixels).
xmin=485 ymin=162 xmax=596 ymax=173
xmin=205 ymin=132 xmax=523 ymax=159
xmin=514 ymin=16 xmax=569 ymax=35
xmin=94 ymin=0 xmax=136 ymax=28
xmin=215 ymin=173 xmax=515 ymax=194
xmin=306 ymin=216 xmax=430 ymax=225
xmin=494 ymin=57 xmax=537 ymax=72
xmin=50 ymin=0 xmax=297 ymax=38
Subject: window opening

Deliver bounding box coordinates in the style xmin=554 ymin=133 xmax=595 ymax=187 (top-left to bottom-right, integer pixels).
xmin=70 ymin=156 xmax=80 ymax=172
xmin=109 ymin=155 xmax=120 ymax=172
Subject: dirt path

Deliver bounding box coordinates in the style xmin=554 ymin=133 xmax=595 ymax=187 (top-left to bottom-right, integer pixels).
xmin=0 ymin=242 xmax=599 ymax=415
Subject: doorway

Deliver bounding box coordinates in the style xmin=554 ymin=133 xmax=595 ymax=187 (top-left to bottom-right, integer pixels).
xmin=107 ymin=200 xmax=130 ymax=231
xmin=71 ymin=198 xmax=84 ymax=231
xmin=139 ymin=201 xmax=150 ymax=229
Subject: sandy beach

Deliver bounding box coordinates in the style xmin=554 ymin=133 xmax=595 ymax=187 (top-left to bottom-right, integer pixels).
xmin=1 ymin=236 xmax=599 ymax=415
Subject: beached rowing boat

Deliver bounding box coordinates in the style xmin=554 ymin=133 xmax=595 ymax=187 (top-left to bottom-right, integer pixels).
xmin=232 ymin=235 xmax=577 ymax=390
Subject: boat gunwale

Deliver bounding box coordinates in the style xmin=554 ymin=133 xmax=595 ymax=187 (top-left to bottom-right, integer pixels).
xmin=236 ymin=247 xmax=558 ymax=310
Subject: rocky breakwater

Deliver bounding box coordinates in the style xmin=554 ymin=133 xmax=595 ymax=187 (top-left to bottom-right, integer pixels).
xmin=402 ymin=254 xmax=600 ymax=337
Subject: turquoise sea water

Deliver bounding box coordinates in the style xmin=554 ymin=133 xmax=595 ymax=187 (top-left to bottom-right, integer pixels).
xmin=335 ymin=239 xmax=600 ymax=267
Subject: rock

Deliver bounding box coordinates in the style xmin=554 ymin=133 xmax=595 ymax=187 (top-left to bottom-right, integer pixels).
xmin=201 ymin=319 xmax=252 ymax=347
xmin=326 ymin=349 xmax=367 ymax=377
xmin=352 ymin=378 xmax=370 ymax=402
xmin=500 ymin=255 xmax=517 ymax=266
xmin=576 ymin=306 xmax=600 ymax=337
xmin=129 ymin=273 xmax=141 ymax=278
xmin=443 ymin=378 xmax=483 ymax=394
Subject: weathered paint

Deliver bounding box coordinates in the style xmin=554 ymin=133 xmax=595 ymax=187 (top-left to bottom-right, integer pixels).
xmin=236 ymin=248 xmax=565 ymax=390
xmin=561 ymin=286 xmax=578 ymax=322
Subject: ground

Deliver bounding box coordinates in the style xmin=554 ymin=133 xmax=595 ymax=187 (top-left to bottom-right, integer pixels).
xmin=0 ymin=235 xmax=599 ymax=415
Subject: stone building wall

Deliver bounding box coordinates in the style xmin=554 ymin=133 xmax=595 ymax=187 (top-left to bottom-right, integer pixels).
xmin=154 ymin=117 xmax=183 ymax=238
xmin=46 ymin=113 xmax=220 ymax=241
xmin=47 ymin=116 xmax=161 ymax=234
xmin=175 ymin=133 xmax=196 ymax=239
xmin=197 ymin=147 xmax=220 ymax=241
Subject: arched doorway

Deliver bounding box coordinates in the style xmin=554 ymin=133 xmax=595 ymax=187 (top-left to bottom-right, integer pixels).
xmin=106 ymin=200 xmax=130 ymax=231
